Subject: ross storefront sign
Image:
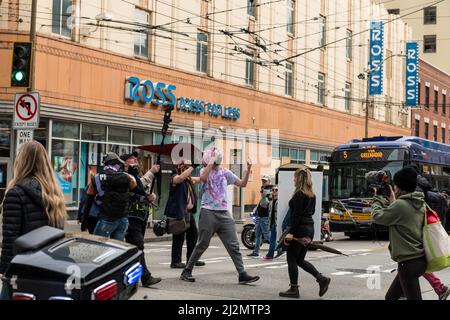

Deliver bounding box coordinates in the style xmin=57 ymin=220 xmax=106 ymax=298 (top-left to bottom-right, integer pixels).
xmin=125 ymin=77 xmax=240 ymax=120
xmin=369 ymin=21 xmax=384 ymax=96
xmin=177 ymin=97 xmax=240 ymax=120
xmin=405 ymin=42 xmax=419 ymax=107
xmin=125 ymin=76 xmax=177 ymax=106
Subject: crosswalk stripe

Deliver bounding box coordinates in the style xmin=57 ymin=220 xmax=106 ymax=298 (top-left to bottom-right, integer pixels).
xmin=246 ymin=261 xmax=286 ymax=268
xmin=265 ymin=264 xmax=288 ymax=269
xmin=331 ymin=271 xmax=354 ymax=276
xmin=354 ymin=274 xmax=378 ymax=278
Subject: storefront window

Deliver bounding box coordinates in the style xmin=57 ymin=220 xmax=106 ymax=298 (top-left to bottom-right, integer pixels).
xmin=133 ymin=130 xmax=153 ymax=146
xmin=0 ymin=119 xmax=12 ymax=157
xmin=53 ymin=121 xmax=80 ymax=139
xmin=109 ymin=144 xmax=130 ymax=155
xmin=52 ymin=139 xmax=79 ymax=207
xmin=80 ymin=142 xmax=106 ymax=190
xmin=34 ymin=120 xmax=48 ymax=149
xmin=154 ymin=132 xmax=173 ymax=145
xmin=82 ymin=124 xmax=106 ymax=141
xmin=108 ymin=127 xmax=131 ymax=144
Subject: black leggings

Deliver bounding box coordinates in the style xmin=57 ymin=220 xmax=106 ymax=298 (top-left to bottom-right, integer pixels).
xmin=286 ymin=241 xmax=320 ymax=285
xmin=385 ymin=256 xmax=427 ymax=300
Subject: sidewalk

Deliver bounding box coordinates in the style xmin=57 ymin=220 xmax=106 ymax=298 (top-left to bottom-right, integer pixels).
xmin=61 ymin=220 xmax=174 ymax=243
xmin=0 ymin=220 xmax=248 ymax=245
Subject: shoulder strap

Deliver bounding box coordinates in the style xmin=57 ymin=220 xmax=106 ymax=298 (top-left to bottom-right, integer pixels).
xmin=94 ymin=174 xmax=105 ymax=198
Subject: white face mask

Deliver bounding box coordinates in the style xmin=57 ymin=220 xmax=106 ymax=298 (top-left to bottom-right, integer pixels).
xmin=214 ymin=153 xmax=223 ymax=165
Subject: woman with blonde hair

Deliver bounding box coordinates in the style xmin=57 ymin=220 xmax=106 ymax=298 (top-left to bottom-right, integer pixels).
xmin=279 ymin=166 xmax=331 ymax=299
xmin=0 ymin=140 xmax=67 ymax=299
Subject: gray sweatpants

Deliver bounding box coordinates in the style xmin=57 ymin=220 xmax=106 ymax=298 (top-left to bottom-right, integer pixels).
xmin=186 ymin=208 xmax=245 ymax=274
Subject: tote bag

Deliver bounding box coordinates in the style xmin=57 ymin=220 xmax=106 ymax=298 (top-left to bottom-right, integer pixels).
xmin=423 ymin=203 xmax=450 ymax=272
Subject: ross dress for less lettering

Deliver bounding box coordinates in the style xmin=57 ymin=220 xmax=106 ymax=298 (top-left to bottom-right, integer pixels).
xmin=125 ymin=76 xmax=240 ymax=120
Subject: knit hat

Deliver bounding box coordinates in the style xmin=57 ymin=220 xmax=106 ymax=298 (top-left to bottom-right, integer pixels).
xmin=202 ymin=148 xmax=223 ymax=166
xmin=393 ymin=166 xmax=418 ymax=193
xmin=120 ymin=151 xmax=139 ymax=162
xmin=103 ymin=152 xmax=125 ymax=165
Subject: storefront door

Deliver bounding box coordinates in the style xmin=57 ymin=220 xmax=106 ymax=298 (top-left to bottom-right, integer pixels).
xmin=0 ymin=160 xmax=11 ymax=204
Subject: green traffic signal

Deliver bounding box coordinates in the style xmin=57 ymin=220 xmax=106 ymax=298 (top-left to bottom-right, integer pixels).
xmin=13 ymin=71 xmax=25 ymax=82
xmin=11 ymin=42 xmax=32 ymax=87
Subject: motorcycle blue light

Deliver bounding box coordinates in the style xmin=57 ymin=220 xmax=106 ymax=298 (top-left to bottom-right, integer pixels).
xmin=124 ymin=263 xmax=143 ymax=286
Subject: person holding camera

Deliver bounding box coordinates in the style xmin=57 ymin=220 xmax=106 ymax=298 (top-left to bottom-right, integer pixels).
xmin=248 ymin=176 xmax=272 ymax=258
xmin=263 ymin=186 xmax=284 ymax=260
xmin=371 ymin=166 xmax=427 ymax=300
xmin=121 ymin=152 xmax=162 ymax=287
xmin=180 ymin=148 xmax=260 ymax=285
xmin=165 ymin=160 xmax=205 ymax=269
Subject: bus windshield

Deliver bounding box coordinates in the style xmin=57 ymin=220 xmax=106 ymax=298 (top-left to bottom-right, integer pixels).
xmin=330 ymin=161 xmax=404 ymax=199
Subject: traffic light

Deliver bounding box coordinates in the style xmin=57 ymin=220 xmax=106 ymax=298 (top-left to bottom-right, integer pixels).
xmin=11 ymin=42 xmax=33 ymax=88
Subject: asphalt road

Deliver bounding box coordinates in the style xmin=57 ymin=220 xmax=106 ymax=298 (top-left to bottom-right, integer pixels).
xmin=132 ymin=232 xmax=450 ymax=300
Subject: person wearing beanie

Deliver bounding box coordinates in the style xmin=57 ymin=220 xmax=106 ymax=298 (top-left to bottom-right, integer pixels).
xmin=371 ymin=166 xmax=427 ymax=300
xmin=81 ymin=152 xmax=137 ymax=241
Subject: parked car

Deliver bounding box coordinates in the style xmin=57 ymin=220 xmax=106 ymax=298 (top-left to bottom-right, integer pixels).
xmin=3 ymin=226 xmax=143 ymax=300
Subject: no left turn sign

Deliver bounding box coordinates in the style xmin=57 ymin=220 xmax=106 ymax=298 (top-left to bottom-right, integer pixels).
xmin=13 ymin=92 xmax=40 ymax=129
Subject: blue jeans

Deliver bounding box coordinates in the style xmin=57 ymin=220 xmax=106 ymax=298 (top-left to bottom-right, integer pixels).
xmin=0 ymin=280 xmax=11 ymax=300
xmin=252 ymin=216 xmax=270 ymax=255
xmin=266 ymin=223 xmax=278 ymax=258
xmin=94 ymin=217 xmax=129 ymax=241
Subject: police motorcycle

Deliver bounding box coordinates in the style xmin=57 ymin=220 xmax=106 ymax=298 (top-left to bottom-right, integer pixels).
xmin=241 ymin=209 xmax=270 ymax=250
xmin=3 ymin=226 xmax=143 ymax=300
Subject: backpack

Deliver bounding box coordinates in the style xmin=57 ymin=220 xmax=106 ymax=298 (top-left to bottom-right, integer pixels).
xmin=93 ymin=173 xmax=130 ymax=219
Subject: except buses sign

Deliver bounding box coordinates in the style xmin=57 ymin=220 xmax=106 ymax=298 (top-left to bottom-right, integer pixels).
xmin=13 ymin=92 xmax=40 ymax=129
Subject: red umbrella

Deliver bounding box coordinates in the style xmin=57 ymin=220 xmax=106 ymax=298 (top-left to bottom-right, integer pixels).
xmin=137 ymin=143 xmax=203 ymax=165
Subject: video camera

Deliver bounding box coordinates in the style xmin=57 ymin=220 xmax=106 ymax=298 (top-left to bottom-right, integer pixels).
xmin=365 ymin=171 xmax=391 ymax=198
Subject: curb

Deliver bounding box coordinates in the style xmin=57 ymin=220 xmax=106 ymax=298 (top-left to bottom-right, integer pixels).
xmin=144 ymin=235 xmax=172 ymax=243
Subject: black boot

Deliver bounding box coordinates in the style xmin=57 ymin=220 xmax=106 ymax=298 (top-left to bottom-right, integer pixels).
xmin=316 ymin=274 xmax=331 ymax=297
xmin=180 ymin=269 xmax=195 ymax=282
xmin=142 ymin=276 xmax=162 ymax=287
xmin=279 ymin=285 xmax=300 ymax=298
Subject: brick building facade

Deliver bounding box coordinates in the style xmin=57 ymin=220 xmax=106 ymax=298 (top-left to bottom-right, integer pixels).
xmin=413 ymin=59 xmax=450 ymax=144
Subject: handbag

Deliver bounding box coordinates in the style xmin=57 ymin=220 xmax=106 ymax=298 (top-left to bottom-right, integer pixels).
xmin=167 ymin=212 xmax=191 ymax=235
xmin=423 ymin=203 xmax=450 ymax=272
xmin=167 ymin=218 xmax=189 ymax=235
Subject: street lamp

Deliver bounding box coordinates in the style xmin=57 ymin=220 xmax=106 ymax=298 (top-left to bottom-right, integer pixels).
xmin=360 ymin=54 xmax=406 ymax=138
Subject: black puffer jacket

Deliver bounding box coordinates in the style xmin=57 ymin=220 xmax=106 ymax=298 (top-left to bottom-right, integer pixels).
xmin=0 ymin=178 xmax=49 ymax=274
xmin=417 ymin=176 xmax=449 ymax=226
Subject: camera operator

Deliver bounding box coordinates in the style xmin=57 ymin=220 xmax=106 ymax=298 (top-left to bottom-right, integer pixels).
xmin=365 ymin=170 xmax=392 ymax=199
xmin=121 ymin=152 xmax=162 ymax=287
xmin=371 ymin=166 xmax=426 ymax=300
xmin=248 ymin=176 xmax=272 ymax=257
xmin=415 ymin=175 xmax=450 ymax=300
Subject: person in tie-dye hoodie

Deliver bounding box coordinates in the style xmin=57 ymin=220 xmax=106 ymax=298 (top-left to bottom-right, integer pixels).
xmin=180 ymin=148 xmax=260 ymax=285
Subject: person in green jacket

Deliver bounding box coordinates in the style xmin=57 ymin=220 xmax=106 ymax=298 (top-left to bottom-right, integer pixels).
xmin=371 ymin=165 xmax=426 ymax=300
